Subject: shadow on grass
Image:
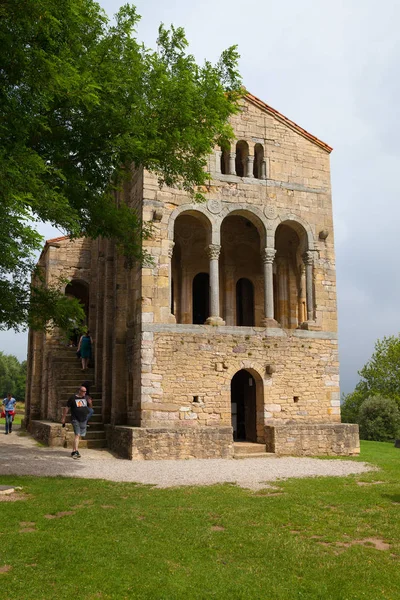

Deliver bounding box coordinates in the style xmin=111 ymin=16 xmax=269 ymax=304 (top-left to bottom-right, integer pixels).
xmin=382 ymin=493 xmax=400 ymax=504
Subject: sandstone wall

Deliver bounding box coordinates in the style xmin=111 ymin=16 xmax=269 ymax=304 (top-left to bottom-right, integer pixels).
xmin=139 ymin=325 xmax=339 ymax=439
xmin=265 ymin=423 xmax=360 ymax=456
xmin=105 ymin=425 xmax=234 ymax=460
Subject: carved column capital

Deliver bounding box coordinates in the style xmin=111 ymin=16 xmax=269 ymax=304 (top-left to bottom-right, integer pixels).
xmin=246 ymin=155 xmax=254 ymax=177
xmin=207 ymin=244 xmax=221 ymax=261
xmin=261 ymin=248 xmax=276 ymax=264
xmin=167 ymin=241 xmax=175 ymax=259
xmin=303 ymin=250 xmax=315 ymax=266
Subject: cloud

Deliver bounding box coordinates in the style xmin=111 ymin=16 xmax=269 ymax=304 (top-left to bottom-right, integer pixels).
xmin=3 ymin=0 xmax=400 ymax=396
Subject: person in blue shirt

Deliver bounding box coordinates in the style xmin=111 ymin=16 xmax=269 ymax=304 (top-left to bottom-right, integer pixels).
xmin=2 ymin=393 xmax=16 ymax=435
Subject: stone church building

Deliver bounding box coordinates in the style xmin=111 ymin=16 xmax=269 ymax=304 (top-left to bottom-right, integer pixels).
xmin=25 ymin=92 xmax=359 ymax=459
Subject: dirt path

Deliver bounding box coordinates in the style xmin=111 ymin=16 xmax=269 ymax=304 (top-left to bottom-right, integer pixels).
xmin=0 ymin=427 xmax=374 ymax=490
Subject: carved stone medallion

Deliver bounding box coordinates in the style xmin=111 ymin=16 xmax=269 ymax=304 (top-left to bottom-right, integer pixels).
xmin=264 ymin=205 xmax=277 ymax=220
xmin=207 ymin=199 xmax=222 ymax=214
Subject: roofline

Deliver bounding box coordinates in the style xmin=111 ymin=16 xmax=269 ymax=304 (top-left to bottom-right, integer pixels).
xmin=45 ymin=235 xmax=70 ymax=245
xmin=245 ymin=92 xmax=333 ymax=154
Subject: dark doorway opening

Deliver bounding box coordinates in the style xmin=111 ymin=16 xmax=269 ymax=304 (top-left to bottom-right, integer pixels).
xmin=192 ymin=272 xmax=210 ymax=324
xmin=65 ymin=280 xmax=89 ymax=320
xmin=231 ymin=370 xmax=257 ymax=441
xmin=236 ymin=278 xmax=254 ymax=326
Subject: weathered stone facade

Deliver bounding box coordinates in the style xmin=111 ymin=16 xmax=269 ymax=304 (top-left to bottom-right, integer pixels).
xmin=25 ymin=92 xmax=358 ymax=458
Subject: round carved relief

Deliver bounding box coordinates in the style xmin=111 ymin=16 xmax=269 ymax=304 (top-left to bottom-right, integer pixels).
xmin=264 ymin=205 xmax=277 ymax=220
xmin=207 ymin=199 xmax=222 ymax=214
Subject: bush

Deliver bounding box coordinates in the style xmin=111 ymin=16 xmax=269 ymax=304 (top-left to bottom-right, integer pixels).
xmin=358 ymin=395 xmax=400 ymax=441
xmin=341 ymin=389 xmax=366 ymax=424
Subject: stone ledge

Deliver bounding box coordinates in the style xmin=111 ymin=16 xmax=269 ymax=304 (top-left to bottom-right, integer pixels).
xmin=29 ymin=420 xmax=68 ymax=447
xmin=105 ymin=425 xmax=234 ymax=460
xmin=265 ymin=423 xmax=360 ymax=456
xmin=143 ymin=323 xmax=338 ymax=340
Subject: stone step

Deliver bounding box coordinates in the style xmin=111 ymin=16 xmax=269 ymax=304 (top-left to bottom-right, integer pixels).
xmin=53 ymin=356 xmax=94 ymax=364
xmin=88 ymin=415 xmax=103 ymax=423
xmin=90 ymin=399 xmax=103 ymax=407
xmin=234 ymin=452 xmax=276 ymax=459
xmin=85 ymin=430 xmax=106 ymax=440
xmin=58 ymin=388 xmax=102 ymax=398
xmin=71 ymin=439 xmax=108 ymax=449
xmin=58 ymin=379 xmax=95 ymax=385
xmin=233 ymin=442 xmax=268 ymax=456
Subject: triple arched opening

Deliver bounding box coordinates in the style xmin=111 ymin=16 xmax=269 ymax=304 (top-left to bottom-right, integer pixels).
xmin=171 ymin=210 xmax=311 ymax=328
xmin=220 ymin=141 xmax=265 ymax=179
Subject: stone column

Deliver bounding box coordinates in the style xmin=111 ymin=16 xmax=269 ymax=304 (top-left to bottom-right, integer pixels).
xmin=261 ymin=160 xmax=267 ymax=180
xmin=246 ymin=156 xmax=254 ymax=178
xmin=168 ymin=241 xmax=175 ymax=321
xmin=215 ymin=150 xmax=222 ymax=174
xmin=180 ymin=264 xmax=190 ymax=324
xmin=224 ymin=264 xmax=236 ymax=326
xmin=276 ymin=256 xmax=289 ymax=328
xmin=262 ymin=248 xmax=278 ymax=327
xmin=229 ymin=152 xmax=236 ymax=175
xmin=298 ymin=263 xmax=306 ymax=324
xmin=206 ymin=244 xmax=225 ymax=326
xmin=303 ymin=251 xmax=315 ymax=322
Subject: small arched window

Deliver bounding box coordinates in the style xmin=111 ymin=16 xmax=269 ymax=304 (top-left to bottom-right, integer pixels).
xmin=235 ymin=141 xmax=249 ymax=177
xmin=253 ymin=144 xmax=264 ymax=179
xmin=220 ymin=143 xmax=230 ymax=175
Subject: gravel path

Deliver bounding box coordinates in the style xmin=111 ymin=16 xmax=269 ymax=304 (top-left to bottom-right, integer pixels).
xmin=0 ymin=428 xmax=375 ymax=490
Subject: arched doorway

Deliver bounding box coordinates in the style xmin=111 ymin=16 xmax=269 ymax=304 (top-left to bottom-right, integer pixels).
xmin=65 ymin=280 xmax=89 ymax=321
xmin=236 ymin=278 xmax=254 ymax=326
xmin=231 ymin=370 xmax=257 ymax=442
xmin=192 ymin=273 xmax=210 ymax=324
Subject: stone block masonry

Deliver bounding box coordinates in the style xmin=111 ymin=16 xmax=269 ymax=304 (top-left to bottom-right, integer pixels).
xmin=265 ymin=423 xmax=360 ymax=456
xmin=140 ymin=325 xmax=340 ymax=442
xmin=105 ymin=425 xmax=234 ymax=460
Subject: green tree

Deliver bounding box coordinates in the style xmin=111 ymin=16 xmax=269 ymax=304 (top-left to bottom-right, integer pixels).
xmin=0 ymin=0 xmax=241 ymax=331
xmin=358 ymin=395 xmax=400 ymax=442
xmin=341 ymin=335 xmax=400 ymax=423
xmin=0 ymin=353 xmax=27 ymax=401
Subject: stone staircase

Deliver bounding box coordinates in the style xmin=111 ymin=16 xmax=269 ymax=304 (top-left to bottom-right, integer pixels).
xmin=233 ymin=441 xmax=275 ymax=459
xmin=54 ymin=346 xmax=107 ymax=449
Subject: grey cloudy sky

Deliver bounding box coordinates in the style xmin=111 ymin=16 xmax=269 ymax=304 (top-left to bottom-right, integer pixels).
xmin=3 ymin=0 xmax=399 ymax=395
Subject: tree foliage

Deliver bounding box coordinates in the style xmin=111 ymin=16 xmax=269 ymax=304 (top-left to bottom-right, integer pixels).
xmin=0 ymin=352 xmax=26 ymax=401
xmin=0 ymin=0 xmax=242 ymax=331
xmin=341 ymin=335 xmax=400 ymax=423
xmin=358 ymin=395 xmax=400 ymax=442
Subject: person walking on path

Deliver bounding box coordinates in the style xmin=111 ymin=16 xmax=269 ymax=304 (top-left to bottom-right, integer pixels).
xmin=61 ymin=386 xmax=90 ymax=459
xmin=77 ymin=331 xmax=93 ymax=371
xmin=2 ymin=393 xmax=16 ymax=435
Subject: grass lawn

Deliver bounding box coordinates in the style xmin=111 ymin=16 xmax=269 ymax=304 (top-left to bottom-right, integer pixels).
xmin=0 ymin=441 xmax=399 ymax=600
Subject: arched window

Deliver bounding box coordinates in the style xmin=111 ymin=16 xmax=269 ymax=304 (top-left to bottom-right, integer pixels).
xmin=192 ymin=273 xmax=210 ymax=324
xmin=220 ymin=143 xmax=230 ymax=174
xmin=236 ymin=278 xmax=254 ymax=326
xmin=235 ymin=141 xmax=249 ymax=177
xmin=253 ymin=144 xmax=264 ymax=179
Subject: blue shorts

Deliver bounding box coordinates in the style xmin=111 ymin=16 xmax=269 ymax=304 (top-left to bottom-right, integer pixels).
xmin=71 ymin=419 xmax=87 ymax=437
